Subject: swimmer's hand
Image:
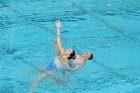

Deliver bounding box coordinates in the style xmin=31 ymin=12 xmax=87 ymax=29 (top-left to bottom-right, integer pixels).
xmin=56 ymin=20 xmax=61 ymax=28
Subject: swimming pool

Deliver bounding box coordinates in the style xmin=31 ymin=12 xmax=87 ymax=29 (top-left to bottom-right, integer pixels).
xmin=0 ymin=0 xmax=140 ymax=93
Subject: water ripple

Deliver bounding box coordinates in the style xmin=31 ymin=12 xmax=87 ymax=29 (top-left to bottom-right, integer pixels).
xmin=0 ymin=15 xmax=13 ymax=30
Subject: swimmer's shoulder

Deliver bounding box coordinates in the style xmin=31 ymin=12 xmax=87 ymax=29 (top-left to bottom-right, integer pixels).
xmin=75 ymin=55 xmax=85 ymax=65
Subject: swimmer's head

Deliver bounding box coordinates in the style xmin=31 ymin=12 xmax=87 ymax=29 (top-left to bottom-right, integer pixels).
xmin=82 ymin=52 xmax=93 ymax=60
xmin=65 ymin=49 xmax=76 ymax=59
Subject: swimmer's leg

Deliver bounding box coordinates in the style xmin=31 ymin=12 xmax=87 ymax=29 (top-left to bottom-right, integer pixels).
xmin=29 ymin=71 xmax=52 ymax=93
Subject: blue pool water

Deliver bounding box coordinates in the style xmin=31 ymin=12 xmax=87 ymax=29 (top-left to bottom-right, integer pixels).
xmin=0 ymin=0 xmax=140 ymax=93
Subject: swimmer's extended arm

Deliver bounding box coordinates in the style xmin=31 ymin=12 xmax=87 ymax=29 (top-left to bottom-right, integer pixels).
xmin=54 ymin=39 xmax=61 ymax=56
xmin=56 ymin=20 xmax=65 ymax=55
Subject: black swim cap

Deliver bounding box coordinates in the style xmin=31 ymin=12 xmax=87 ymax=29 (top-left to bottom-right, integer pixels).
xmin=68 ymin=50 xmax=76 ymax=59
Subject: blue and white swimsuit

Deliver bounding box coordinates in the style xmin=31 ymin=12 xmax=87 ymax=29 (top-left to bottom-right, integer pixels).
xmin=45 ymin=57 xmax=62 ymax=71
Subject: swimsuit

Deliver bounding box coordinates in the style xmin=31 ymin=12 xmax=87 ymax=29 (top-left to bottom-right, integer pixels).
xmin=45 ymin=57 xmax=62 ymax=71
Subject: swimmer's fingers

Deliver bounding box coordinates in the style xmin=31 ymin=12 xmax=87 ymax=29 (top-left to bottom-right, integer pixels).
xmin=56 ymin=20 xmax=60 ymax=23
xmin=56 ymin=20 xmax=61 ymax=28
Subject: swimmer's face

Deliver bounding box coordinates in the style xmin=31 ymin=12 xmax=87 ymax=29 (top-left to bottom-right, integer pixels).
xmin=65 ymin=49 xmax=73 ymax=55
xmin=82 ymin=52 xmax=93 ymax=60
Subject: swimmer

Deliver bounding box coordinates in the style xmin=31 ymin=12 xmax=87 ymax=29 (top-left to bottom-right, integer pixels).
xmin=66 ymin=52 xmax=93 ymax=72
xmin=29 ymin=20 xmax=75 ymax=93
xmin=29 ymin=20 xmax=94 ymax=93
